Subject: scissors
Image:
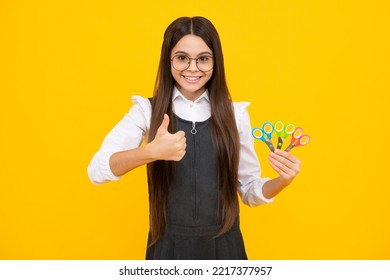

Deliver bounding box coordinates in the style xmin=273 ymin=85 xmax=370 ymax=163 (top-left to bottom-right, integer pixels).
xmin=284 ymin=127 xmax=311 ymax=152
xmin=252 ymin=122 xmax=275 ymax=152
xmin=274 ymin=120 xmax=296 ymax=150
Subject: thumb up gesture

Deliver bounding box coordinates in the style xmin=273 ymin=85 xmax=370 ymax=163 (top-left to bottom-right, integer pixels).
xmin=151 ymin=114 xmax=186 ymax=161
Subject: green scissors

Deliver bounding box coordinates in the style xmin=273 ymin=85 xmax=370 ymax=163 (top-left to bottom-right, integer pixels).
xmin=274 ymin=120 xmax=296 ymax=150
xmin=284 ymin=127 xmax=311 ymax=152
xmin=252 ymin=122 xmax=275 ymax=152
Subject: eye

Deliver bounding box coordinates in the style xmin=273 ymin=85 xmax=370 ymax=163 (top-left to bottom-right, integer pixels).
xmin=176 ymin=55 xmax=188 ymax=61
xmin=197 ymin=56 xmax=210 ymax=62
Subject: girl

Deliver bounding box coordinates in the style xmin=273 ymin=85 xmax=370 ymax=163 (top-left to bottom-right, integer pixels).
xmin=88 ymin=16 xmax=301 ymax=260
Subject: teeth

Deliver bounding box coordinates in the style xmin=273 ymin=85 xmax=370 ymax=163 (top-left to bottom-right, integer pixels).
xmin=184 ymin=76 xmax=200 ymax=81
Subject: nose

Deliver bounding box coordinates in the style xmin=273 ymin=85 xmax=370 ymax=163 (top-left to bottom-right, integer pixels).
xmin=187 ymin=58 xmax=198 ymax=71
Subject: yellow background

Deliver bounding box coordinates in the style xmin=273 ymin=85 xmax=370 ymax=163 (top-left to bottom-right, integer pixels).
xmin=1 ymin=0 xmax=389 ymax=259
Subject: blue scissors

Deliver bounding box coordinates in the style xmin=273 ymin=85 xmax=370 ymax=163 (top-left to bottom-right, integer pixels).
xmin=252 ymin=122 xmax=275 ymax=152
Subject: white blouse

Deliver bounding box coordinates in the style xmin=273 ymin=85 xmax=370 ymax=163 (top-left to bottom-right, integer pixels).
xmin=87 ymin=87 xmax=275 ymax=207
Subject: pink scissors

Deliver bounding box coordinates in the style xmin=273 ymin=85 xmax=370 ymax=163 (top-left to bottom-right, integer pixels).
xmin=284 ymin=127 xmax=310 ymax=152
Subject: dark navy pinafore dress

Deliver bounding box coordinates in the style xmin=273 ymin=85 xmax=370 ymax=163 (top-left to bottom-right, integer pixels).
xmin=146 ymin=114 xmax=247 ymax=260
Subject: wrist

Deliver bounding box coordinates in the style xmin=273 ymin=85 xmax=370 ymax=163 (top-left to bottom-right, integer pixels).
xmin=144 ymin=141 xmax=160 ymax=161
xmin=276 ymin=176 xmax=291 ymax=188
xmin=262 ymin=176 xmax=290 ymax=199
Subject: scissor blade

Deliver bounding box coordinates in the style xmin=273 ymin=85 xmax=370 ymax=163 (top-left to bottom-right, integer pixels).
xmin=265 ymin=141 xmax=275 ymax=152
xmin=284 ymin=143 xmax=295 ymax=152
xmin=277 ymin=137 xmax=284 ymax=149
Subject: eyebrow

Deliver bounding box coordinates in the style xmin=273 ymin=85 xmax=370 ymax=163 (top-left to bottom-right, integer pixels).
xmin=173 ymin=51 xmax=213 ymax=56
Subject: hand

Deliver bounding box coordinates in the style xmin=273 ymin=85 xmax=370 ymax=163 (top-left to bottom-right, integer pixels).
xmin=268 ymin=149 xmax=301 ymax=186
xmin=151 ymin=114 xmax=186 ymax=161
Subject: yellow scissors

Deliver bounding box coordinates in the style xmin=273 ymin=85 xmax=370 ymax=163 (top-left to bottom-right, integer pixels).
xmin=284 ymin=127 xmax=311 ymax=152
xmin=252 ymin=122 xmax=275 ymax=152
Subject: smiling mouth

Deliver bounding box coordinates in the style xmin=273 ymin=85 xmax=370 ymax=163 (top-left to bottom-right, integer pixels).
xmin=182 ymin=75 xmax=202 ymax=81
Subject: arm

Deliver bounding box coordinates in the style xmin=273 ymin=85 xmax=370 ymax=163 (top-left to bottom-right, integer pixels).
xmin=87 ymin=97 xmax=185 ymax=184
xmin=109 ymin=114 xmax=186 ymax=176
xmin=234 ymin=102 xmax=301 ymax=206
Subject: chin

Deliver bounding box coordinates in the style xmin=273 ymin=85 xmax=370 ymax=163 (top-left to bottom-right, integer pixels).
xmin=180 ymin=85 xmax=205 ymax=94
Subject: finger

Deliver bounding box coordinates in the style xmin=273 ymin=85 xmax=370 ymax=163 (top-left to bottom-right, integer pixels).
xmin=269 ymin=152 xmax=295 ymax=170
xmin=269 ymin=156 xmax=300 ymax=179
xmin=274 ymin=149 xmax=301 ymax=164
xmin=157 ymin=114 xmax=169 ymax=134
xmin=268 ymin=158 xmax=285 ymax=176
xmin=179 ymin=137 xmax=186 ymax=146
xmin=270 ymin=150 xmax=301 ymax=168
xmin=268 ymin=156 xmax=290 ymax=176
xmin=173 ymin=149 xmax=186 ymax=161
xmin=175 ymin=130 xmax=186 ymax=139
xmin=175 ymin=139 xmax=186 ymax=150
xmin=178 ymin=150 xmax=186 ymax=161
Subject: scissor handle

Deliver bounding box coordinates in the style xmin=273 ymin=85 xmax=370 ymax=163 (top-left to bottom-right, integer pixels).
xmin=262 ymin=122 xmax=274 ymax=140
xmin=285 ymin=134 xmax=310 ymax=152
xmin=296 ymin=135 xmax=310 ymax=147
xmin=291 ymin=127 xmax=303 ymax=143
xmin=252 ymin=128 xmax=266 ymax=142
xmin=252 ymin=127 xmax=275 ymax=151
xmin=283 ymin=123 xmax=296 ymax=139
xmin=274 ymin=120 xmax=284 ymax=137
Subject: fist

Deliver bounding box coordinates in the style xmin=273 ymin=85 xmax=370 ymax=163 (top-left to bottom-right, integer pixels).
xmin=152 ymin=114 xmax=186 ymax=161
xmin=268 ymin=149 xmax=301 ymax=186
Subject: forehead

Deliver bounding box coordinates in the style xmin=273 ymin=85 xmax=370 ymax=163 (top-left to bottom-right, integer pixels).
xmin=171 ymin=35 xmax=212 ymax=56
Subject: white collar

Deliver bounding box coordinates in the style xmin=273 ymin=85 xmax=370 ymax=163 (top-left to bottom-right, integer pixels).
xmin=172 ymin=86 xmax=210 ymax=103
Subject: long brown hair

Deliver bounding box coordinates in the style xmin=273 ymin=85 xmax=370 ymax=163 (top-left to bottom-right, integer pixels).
xmin=147 ymin=16 xmax=240 ymax=245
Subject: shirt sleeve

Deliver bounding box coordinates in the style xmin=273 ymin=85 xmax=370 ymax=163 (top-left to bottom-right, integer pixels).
xmin=233 ymin=102 xmax=275 ymax=207
xmin=87 ymin=96 xmax=151 ymax=185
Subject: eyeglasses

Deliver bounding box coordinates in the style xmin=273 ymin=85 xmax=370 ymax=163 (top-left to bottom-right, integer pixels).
xmin=170 ymin=55 xmax=214 ymax=72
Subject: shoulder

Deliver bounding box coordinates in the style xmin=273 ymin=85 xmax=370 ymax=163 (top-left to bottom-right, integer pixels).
xmin=130 ymin=95 xmax=152 ymax=116
xmin=127 ymin=95 xmax=152 ymax=130
xmin=232 ymin=101 xmax=254 ymax=141
xmin=233 ymin=101 xmax=250 ymax=114
xmin=232 ymin=101 xmax=251 ymax=126
xmin=131 ymin=95 xmax=152 ymax=111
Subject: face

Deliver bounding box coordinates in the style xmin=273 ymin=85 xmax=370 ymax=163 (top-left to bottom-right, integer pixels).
xmin=170 ymin=35 xmax=214 ymax=101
